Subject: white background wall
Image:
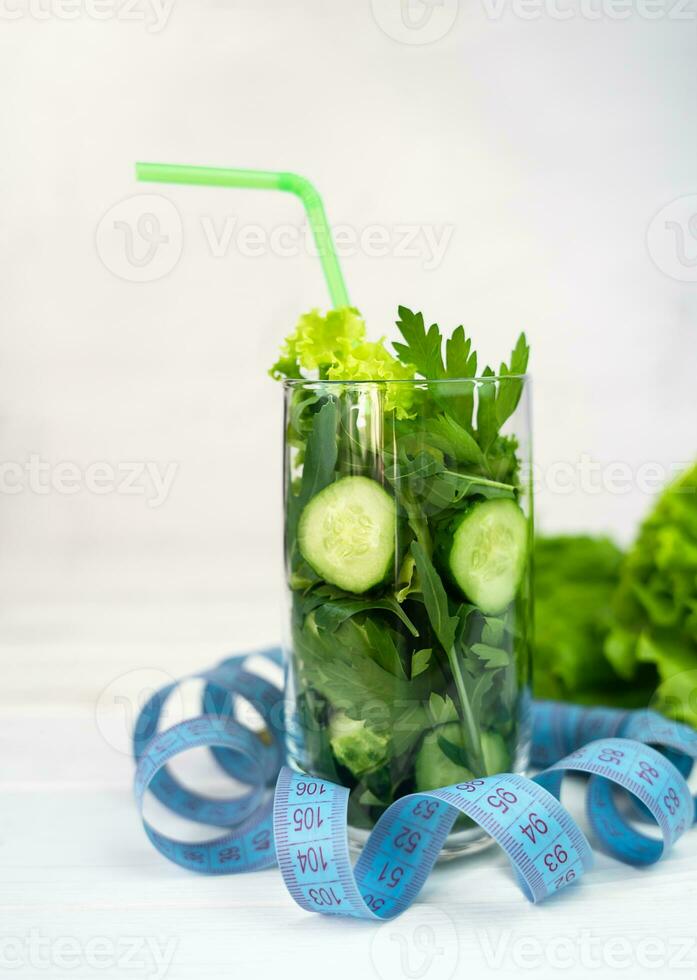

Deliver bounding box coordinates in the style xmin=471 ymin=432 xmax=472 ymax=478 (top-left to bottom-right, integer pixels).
xmin=1 ymin=0 xmax=696 ymax=620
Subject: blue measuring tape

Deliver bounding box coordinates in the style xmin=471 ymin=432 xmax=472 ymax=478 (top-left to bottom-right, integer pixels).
xmin=133 ymin=649 xmax=697 ymax=920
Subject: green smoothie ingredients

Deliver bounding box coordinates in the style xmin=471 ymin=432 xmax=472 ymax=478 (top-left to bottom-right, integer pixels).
xmin=274 ymin=306 xmax=531 ymax=828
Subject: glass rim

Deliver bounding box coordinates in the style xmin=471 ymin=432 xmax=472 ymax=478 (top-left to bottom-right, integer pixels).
xmin=282 ymin=374 xmax=529 ymax=387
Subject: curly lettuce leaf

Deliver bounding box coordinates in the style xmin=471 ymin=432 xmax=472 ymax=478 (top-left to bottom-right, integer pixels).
xmin=605 ymin=463 xmax=697 ymax=718
xmin=535 ymin=465 xmax=697 ymax=724
xmin=327 ymin=339 xmax=415 ymax=418
xmin=271 ymin=307 xmax=366 ymax=377
xmin=271 ymin=307 xmax=415 ymax=418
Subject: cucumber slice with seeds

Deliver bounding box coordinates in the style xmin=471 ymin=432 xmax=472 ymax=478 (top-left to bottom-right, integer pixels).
xmin=298 ymin=476 xmax=396 ymax=594
xmin=445 ymin=498 xmax=528 ymax=614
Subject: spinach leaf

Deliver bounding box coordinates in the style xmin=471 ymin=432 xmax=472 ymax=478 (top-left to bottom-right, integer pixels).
xmin=387 ymin=448 xmax=515 ymax=515
xmin=286 ymin=399 xmax=338 ymax=546
xmin=313 ymin=596 xmax=420 ymax=637
xmin=437 ymin=733 xmax=471 ymax=768
xmin=364 ymin=619 xmax=408 ymax=679
xmin=422 ymin=415 xmax=485 ymax=466
xmin=410 ymin=542 xmax=458 ymax=652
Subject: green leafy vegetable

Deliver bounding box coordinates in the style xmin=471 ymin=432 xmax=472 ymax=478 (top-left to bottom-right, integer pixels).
xmin=285 ymin=400 xmax=338 ymax=547
xmin=271 ymin=307 xmax=415 ymax=418
xmin=410 ymin=541 xmax=458 ymax=651
xmin=393 ymin=306 xmax=445 ymax=379
xmin=533 ymin=535 xmax=624 ymax=703
xmin=415 ymin=723 xmax=473 ymax=791
xmin=445 ymin=325 xmax=478 ymax=380
xmin=329 ymin=712 xmax=390 ymax=776
xmin=476 ymin=368 xmax=498 ymax=452
xmin=534 ymin=463 xmax=697 ymax=727
xmin=410 ymin=648 xmax=433 ymax=678
xmin=421 ymin=415 xmax=486 ymax=466
xmin=312 ymin=594 xmax=420 ymax=638
xmin=496 ymin=332 xmax=530 ymax=428
xmin=271 ymin=307 xmax=366 ymax=376
xmin=607 ymin=463 xmax=697 ymax=724
xmin=272 ymin=303 xmax=532 ymax=824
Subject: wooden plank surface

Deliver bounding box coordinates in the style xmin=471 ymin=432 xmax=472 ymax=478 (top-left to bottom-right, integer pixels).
xmin=2 ymin=602 xmax=696 ymax=980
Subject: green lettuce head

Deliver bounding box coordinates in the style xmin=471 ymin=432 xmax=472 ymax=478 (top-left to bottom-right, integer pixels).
xmin=605 ymin=463 xmax=697 ymax=726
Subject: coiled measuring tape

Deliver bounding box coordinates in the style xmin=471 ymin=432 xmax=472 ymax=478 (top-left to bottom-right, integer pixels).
xmin=133 ymin=649 xmax=696 ymax=920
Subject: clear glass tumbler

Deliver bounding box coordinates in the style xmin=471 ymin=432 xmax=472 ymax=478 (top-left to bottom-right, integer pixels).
xmin=282 ymin=376 xmax=532 ymax=858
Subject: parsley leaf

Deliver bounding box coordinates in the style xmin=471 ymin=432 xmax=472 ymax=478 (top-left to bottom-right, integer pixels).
xmin=496 ymin=332 xmax=530 ymax=428
xmin=445 ymin=325 xmax=477 ymax=379
xmin=422 ymin=415 xmax=486 ymax=466
xmin=476 ymin=367 xmax=498 ymax=451
xmin=393 ymin=306 xmax=445 ymax=379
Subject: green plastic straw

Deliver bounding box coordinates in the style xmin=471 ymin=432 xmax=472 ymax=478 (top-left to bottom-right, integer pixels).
xmin=135 ymin=162 xmax=350 ymax=309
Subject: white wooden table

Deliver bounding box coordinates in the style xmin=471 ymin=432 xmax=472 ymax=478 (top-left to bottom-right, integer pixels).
xmin=2 ymin=601 xmax=696 ymax=980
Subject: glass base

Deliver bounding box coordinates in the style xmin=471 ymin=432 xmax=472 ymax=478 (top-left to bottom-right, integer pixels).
xmin=347 ymin=822 xmax=496 ymax=863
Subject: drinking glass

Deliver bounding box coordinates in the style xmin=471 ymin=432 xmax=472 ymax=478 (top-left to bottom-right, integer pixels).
xmin=282 ymin=376 xmax=532 ymax=857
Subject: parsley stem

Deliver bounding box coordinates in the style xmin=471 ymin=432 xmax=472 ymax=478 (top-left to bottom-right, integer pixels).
xmin=444 ymin=469 xmax=515 ymax=491
xmin=404 ymin=493 xmax=433 ymax=555
xmin=446 ymin=646 xmax=484 ymax=774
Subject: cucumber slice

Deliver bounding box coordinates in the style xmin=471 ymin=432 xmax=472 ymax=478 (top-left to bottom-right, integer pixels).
xmin=445 ymin=498 xmax=528 ymax=614
xmin=415 ymin=723 xmax=473 ymax=791
xmin=298 ymin=476 xmax=396 ymax=594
